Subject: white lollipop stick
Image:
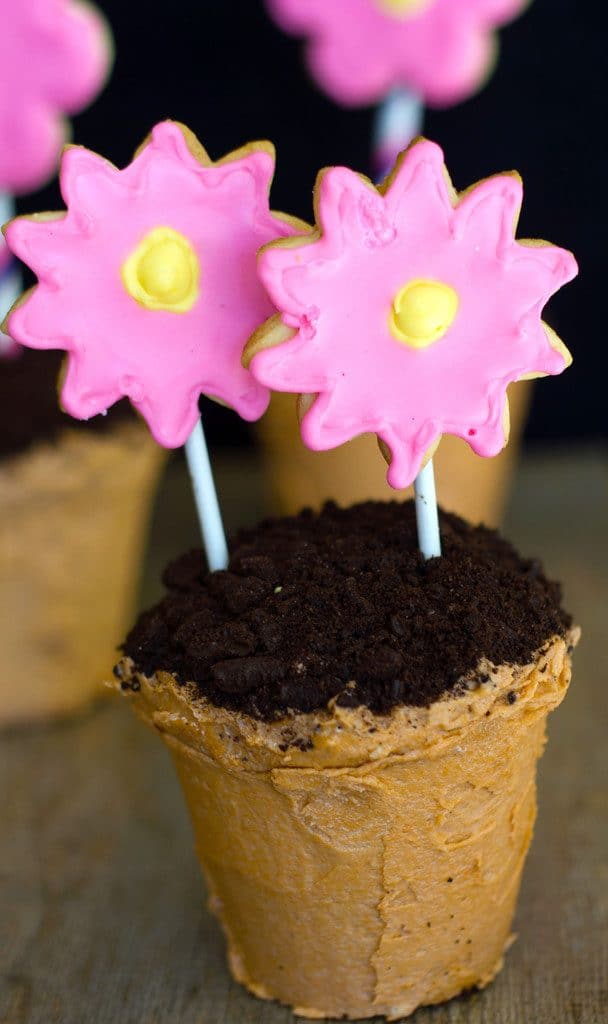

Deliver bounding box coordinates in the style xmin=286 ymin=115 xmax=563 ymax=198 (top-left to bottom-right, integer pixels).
xmin=184 ymin=418 xmax=229 ymax=572
xmin=0 ymin=192 xmax=21 ymax=355
xmin=414 ymin=458 xmax=441 ymax=559
xmin=373 ymin=89 xmax=441 ymax=558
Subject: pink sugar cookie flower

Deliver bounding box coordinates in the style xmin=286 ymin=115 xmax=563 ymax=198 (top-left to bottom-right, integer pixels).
xmin=266 ymin=0 xmax=529 ymax=108
xmin=0 ymin=0 xmax=113 ymax=194
xmin=4 ymin=121 xmax=300 ymax=447
xmin=246 ymin=139 xmax=576 ymax=490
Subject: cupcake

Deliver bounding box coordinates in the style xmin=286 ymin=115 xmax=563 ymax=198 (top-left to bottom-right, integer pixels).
xmin=115 ymin=500 xmax=577 ymax=1020
xmin=0 ymin=348 xmax=165 ymax=725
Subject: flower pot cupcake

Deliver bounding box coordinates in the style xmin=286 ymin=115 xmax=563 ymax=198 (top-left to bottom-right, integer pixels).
xmin=116 ymin=500 xmax=578 ymax=1019
xmin=0 ymin=348 xmax=165 ymax=725
xmin=10 ymin=121 xmax=578 ymax=1016
xmin=0 ymin=0 xmax=146 ymax=725
xmin=114 ymin=138 xmax=577 ymax=1018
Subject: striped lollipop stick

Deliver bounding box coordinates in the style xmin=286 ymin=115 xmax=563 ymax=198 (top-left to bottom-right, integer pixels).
xmin=1 ymin=194 xmax=21 ymax=356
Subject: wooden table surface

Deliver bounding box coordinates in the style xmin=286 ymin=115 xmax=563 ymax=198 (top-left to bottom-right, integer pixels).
xmin=2 ymin=449 xmax=607 ymax=1024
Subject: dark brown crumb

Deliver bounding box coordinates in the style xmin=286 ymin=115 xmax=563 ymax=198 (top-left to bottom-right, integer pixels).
xmin=0 ymin=348 xmax=132 ymax=460
xmin=507 ymin=691 xmax=517 ymax=704
xmin=123 ymin=500 xmax=571 ymax=720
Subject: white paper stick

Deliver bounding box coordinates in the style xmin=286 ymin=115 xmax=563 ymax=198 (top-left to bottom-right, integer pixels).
xmin=372 ymin=86 xmax=424 ymax=182
xmin=0 ymin=192 xmax=20 ymax=355
xmin=414 ymin=458 xmax=441 ymax=559
xmin=184 ymin=418 xmax=229 ymax=572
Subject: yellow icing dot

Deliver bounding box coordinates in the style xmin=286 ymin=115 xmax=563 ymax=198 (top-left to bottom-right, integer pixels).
xmin=389 ymin=279 xmax=459 ymax=349
xmin=377 ymin=0 xmax=430 ymax=17
xmin=121 ymin=227 xmax=199 ymax=313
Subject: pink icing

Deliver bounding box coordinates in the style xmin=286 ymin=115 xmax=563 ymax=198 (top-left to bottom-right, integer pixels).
xmin=5 ymin=121 xmax=298 ymax=447
xmin=0 ymin=0 xmax=112 ymax=195
xmin=266 ymin=0 xmax=528 ymax=108
xmin=249 ymin=139 xmax=577 ymax=490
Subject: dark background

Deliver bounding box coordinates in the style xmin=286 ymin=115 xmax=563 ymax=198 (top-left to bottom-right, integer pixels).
xmin=17 ymin=0 xmax=605 ymax=446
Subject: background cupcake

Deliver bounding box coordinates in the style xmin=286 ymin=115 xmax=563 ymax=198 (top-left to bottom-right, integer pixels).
xmin=0 ymin=0 xmax=166 ymax=725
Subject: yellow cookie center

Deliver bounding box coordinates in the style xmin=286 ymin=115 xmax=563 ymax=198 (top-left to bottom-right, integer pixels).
xmin=389 ymin=279 xmax=459 ymax=349
xmin=376 ymin=0 xmax=431 ymax=18
xmin=121 ymin=227 xmax=200 ymax=313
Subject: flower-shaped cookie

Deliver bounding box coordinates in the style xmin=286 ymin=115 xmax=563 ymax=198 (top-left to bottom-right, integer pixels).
xmin=0 ymin=0 xmax=112 ymax=195
xmin=266 ymin=0 xmax=528 ymax=108
xmin=245 ymin=139 xmax=576 ymax=490
xmin=4 ymin=121 xmax=300 ymax=446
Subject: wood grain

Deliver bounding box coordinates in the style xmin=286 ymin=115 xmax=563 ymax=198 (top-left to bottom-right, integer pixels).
xmin=1 ymin=449 xmax=606 ymax=1024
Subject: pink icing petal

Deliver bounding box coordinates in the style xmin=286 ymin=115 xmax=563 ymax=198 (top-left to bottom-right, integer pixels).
xmin=299 ymin=389 xmax=369 ymax=452
xmin=512 ymin=318 xmax=567 ymax=378
xmin=61 ymin=350 xmax=122 ymax=420
xmin=0 ymin=100 xmax=66 ymax=197
xmin=307 ymin=25 xmax=396 ymax=108
xmin=0 ymin=0 xmax=112 ymax=194
xmin=468 ymin=0 xmax=528 ymax=22
xmin=384 ymin=420 xmax=440 ymax=491
xmin=131 ymin=383 xmax=202 ymax=451
xmin=452 ymin=174 xmax=523 ymax=253
xmin=513 ymin=242 xmax=578 ymax=292
xmin=418 ymin=21 xmax=493 ymax=108
xmin=5 ymin=217 xmax=63 ymax=276
xmin=384 ymin=140 xmax=453 ymax=233
xmin=6 ymin=286 xmax=63 ymax=350
xmin=5 ymin=121 xmax=297 ymax=446
xmin=248 ymin=137 xmax=577 ymax=491
xmin=36 ymin=0 xmax=111 ymax=111
xmin=257 ymin=242 xmax=320 ymax=322
xmin=266 ymin=0 xmax=528 ymax=108
xmin=265 ymin=0 xmax=329 ymax=33
xmin=60 ymin=147 xmax=117 ymax=210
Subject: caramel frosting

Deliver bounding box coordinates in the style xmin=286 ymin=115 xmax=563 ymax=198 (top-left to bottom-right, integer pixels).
xmin=115 ymin=628 xmax=577 ymax=1019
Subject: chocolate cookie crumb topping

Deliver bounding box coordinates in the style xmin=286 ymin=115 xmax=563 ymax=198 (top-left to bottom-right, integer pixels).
xmin=0 ymin=348 xmax=131 ymax=460
xmin=124 ymin=501 xmax=571 ymax=719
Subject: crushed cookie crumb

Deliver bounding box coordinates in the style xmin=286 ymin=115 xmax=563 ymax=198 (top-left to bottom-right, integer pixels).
xmin=124 ymin=501 xmax=572 ymax=720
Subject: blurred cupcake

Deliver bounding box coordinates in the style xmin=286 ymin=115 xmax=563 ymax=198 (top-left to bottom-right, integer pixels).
xmin=0 ymin=348 xmax=165 ymax=725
